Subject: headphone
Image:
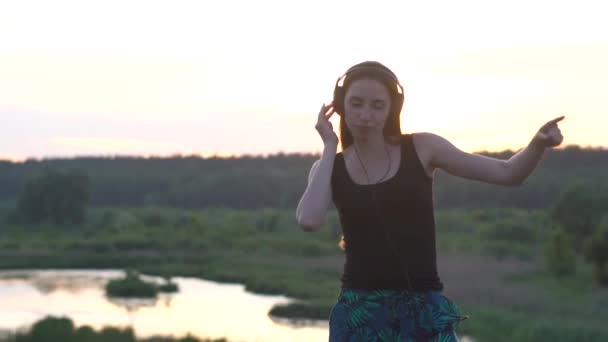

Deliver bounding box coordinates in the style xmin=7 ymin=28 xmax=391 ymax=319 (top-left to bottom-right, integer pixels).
xmin=332 ymin=61 xmax=405 ymax=116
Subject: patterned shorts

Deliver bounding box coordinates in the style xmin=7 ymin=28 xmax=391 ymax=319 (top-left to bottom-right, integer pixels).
xmin=329 ymin=288 xmax=467 ymax=342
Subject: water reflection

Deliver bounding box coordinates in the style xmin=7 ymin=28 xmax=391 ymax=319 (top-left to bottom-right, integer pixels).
xmin=0 ymin=270 xmax=119 ymax=294
xmin=0 ymin=270 xmax=474 ymax=342
xmin=106 ymin=297 xmax=160 ymax=313
xmin=0 ymin=270 xmax=329 ymax=342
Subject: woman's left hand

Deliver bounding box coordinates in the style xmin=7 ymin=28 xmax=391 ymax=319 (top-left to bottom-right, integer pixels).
xmin=533 ymin=116 xmax=565 ymax=148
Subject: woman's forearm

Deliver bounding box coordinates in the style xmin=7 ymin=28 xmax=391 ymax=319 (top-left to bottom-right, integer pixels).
xmin=506 ymin=137 xmax=547 ymax=185
xmin=296 ymin=144 xmax=337 ymax=230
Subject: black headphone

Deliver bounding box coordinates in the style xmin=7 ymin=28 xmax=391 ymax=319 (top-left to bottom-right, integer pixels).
xmin=332 ymin=61 xmax=405 ymax=116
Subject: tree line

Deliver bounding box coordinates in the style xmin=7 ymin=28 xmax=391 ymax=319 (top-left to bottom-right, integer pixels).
xmin=1 ymin=144 xmax=607 ymax=211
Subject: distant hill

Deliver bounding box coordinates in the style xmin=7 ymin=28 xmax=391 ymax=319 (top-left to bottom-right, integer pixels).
xmin=1 ymin=145 xmax=607 ymax=210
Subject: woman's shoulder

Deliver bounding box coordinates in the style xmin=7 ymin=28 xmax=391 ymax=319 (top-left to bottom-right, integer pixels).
xmin=402 ymin=131 xmax=438 ymax=140
xmin=399 ymin=132 xmax=431 ymax=150
xmin=405 ymin=132 xmax=439 ymax=178
xmin=405 ymin=131 xmax=443 ymax=149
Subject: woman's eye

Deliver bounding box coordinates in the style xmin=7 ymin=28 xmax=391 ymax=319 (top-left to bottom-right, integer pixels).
xmin=348 ymin=100 xmax=385 ymax=109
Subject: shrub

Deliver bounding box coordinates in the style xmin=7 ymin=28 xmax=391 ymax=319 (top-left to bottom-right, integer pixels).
xmin=105 ymin=270 xmax=158 ymax=298
xmin=544 ymin=229 xmax=576 ymax=277
xmin=584 ymin=215 xmax=608 ymax=286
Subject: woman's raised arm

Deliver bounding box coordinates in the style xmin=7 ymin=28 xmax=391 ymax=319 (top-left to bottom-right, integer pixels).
xmin=418 ymin=116 xmax=565 ymax=186
xmin=295 ymin=103 xmax=339 ymax=231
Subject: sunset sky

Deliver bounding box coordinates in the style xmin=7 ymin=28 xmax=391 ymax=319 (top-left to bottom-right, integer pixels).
xmin=1 ymin=0 xmax=606 ymax=160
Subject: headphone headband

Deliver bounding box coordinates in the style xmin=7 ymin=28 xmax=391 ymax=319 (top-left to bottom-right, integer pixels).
xmin=345 ymin=62 xmax=399 ymax=80
xmin=336 ymin=62 xmax=403 ymax=95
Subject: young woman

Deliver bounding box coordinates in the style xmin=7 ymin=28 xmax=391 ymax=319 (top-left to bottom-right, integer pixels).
xmin=295 ymin=61 xmax=564 ymax=341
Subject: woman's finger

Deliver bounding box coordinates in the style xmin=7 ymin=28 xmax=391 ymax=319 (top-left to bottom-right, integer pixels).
xmin=318 ymin=103 xmax=334 ymax=119
xmin=318 ymin=103 xmax=327 ymax=119
xmin=540 ymin=116 xmax=566 ymax=131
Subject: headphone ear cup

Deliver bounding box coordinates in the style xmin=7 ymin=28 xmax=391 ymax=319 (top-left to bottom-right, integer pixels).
xmin=333 ymin=84 xmax=345 ymax=115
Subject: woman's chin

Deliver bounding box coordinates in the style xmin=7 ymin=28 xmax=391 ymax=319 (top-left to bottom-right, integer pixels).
xmin=351 ymin=126 xmax=381 ymax=137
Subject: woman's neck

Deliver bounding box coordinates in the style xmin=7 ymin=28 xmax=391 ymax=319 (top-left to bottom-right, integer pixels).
xmin=351 ymin=134 xmax=389 ymax=163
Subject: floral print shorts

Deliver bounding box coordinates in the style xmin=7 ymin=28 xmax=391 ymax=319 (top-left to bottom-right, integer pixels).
xmin=329 ymin=288 xmax=467 ymax=341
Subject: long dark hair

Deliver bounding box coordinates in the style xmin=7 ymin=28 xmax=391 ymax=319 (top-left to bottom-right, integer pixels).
xmin=332 ymin=61 xmax=405 ymax=151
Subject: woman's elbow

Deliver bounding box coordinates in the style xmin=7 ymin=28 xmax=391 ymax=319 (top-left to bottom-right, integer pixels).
xmin=295 ymin=214 xmax=324 ymax=232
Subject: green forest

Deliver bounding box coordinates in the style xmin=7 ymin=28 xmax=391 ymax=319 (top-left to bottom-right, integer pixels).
xmin=1 ymin=144 xmax=608 ymax=342
xmin=1 ymin=144 xmax=607 ymax=210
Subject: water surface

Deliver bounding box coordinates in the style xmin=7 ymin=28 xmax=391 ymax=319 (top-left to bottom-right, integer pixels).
xmin=0 ymin=270 xmax=328 ymax=342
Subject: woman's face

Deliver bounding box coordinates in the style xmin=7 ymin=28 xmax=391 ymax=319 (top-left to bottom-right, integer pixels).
xmin=343 ymin=78 xmax=392 ymax=138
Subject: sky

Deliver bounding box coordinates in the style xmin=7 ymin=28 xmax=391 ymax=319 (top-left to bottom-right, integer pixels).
xmin=1 ymin=0 xmax=607 ymax=160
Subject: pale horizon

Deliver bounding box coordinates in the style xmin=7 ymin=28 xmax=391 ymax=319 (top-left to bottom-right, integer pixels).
xmin=1 ymin=0 xmax=607 ymax=161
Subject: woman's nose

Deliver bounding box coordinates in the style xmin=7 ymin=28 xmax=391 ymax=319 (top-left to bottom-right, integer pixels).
xmin=359 ymin=110 xmax=372 ymax=122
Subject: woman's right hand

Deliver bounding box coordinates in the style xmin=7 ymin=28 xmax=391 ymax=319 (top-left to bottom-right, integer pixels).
xmin=315 ymin=102 xmax=338 ymax=147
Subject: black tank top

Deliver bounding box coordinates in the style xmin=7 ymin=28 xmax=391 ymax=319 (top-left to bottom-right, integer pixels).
xmin=331 ymin=134 xmax=443 ymax=291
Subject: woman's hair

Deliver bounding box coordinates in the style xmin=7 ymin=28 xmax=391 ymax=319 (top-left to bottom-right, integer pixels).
xmin=332 ymin=61 xmax=405 ymax=151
